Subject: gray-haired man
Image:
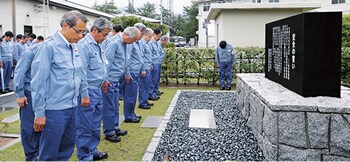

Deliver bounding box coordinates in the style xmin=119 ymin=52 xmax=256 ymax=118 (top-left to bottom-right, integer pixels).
xmin=30 ymin=10 xmax=89 ymax=161
xmin=76 ymin=17 xmax=112 ymax=161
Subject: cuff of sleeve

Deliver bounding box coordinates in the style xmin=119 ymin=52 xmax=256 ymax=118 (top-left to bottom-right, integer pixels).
xmin=35 ymin=110 xmax=45 ymax=118
xmin=15 ymin=92 xmax=25 ymax=98
xmin=81 ymin=90 xmax=89 ymax=98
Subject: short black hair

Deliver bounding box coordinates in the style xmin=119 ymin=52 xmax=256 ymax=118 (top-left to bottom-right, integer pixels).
xmin=5 ymin=31 xmax=14 ymax=37
xmin=153 ymin=28 xmax=161 ymax=35
xmin=219 ymin=40 xmax=227 ymax=49
xmin=37 ymin=36 xmax=44 ymax=41
xmin=16 ymin=34 xmax=23 ymax=39
xmin=22 ymin=35 xmax=30 ymax=39
xmin=30 ymin=33 xmax=37 ymax=39
xmin=113 ymin=25 xmax=124 ymax=33
xmin=0 ymin=38 xmax=2 ymax=42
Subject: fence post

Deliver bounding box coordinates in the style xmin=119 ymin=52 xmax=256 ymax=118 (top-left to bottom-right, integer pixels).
xmin=212 ymin=57 xmax=215 ymax=86
xmin=239 ymin=53 xmax=243 ymax=73
xmin=176 ymin=51 xmax=179 ymax=85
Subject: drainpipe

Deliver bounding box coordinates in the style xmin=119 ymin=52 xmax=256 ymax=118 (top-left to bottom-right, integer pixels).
xmin=12 ymin=0 xmax=16 ymax=38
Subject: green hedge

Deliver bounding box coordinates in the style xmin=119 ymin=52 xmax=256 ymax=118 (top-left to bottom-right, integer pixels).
xmin=161 ymin=47 xmax=264 ymax=85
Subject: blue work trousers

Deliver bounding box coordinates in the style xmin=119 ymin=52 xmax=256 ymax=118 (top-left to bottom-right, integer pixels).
xmin=102 ymin=81 xmax=119 ymax=136
xmin=123 ymin=73 xmax=140 ymax=120
xmin=149 ymin=64 xmax=161 ymax=98
xmin=76 ymin=89 xmax=103 ymax=160
xmin=138 ymin=69 xmax=151 ymax=107
xmin=0 ymin=61 xmax=13 ymax=89
xmin=219 ymin=61 xmax=233 ymax=88
xmin=20 ymin=90 xmax=41 ymax=161
xmin=118 ymin=78 xmax=124 ymax=99
xmin=38 ymin=107 xmax=76 ymax=161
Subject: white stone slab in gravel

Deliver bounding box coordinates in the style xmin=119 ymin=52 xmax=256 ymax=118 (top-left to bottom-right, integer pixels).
xmin=189 ymin=109 xmax=217 ymax=129
xmin=1 ymin=113 xmax=19 ymax=123
xmin=141 ymin=116 xmax=163 ymax=128
xmin=119 ymin=115 xmax=124 ymax=124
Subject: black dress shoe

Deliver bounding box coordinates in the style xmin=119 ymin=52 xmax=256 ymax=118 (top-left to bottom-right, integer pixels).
xmin=220 ymin=87 xmax=225 ymax=90
xmin=115 ymin=129 xmax=127 ymax=136
xmin=119 ymin=96 xmax=124 ymax=100
xmin=226 ymin=87 xmax=231 ymax=90
xmin=124 ymin=118 xmax=140 ymax=123
xmin=148 ymin=97 xmax=159 ymax=101
xmin=93 ymin=152 xmax=108 ymax=161
xmin=135 ymin=115 xmax=142 ymax=119
xmin=157 ymin=91 xmax=164 ymax=94
xmin=156 ymin=91 xmax=162 ymax=96
xmin=105 ymin=134 xmax=121 ymax=142
xmin=148 ymin=102 xmax=154 ymax=106
xmin=138 ymin=105 xmax=151 ymax=109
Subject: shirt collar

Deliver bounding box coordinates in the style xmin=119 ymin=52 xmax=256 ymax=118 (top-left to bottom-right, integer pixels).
xmin=85 ymin=33 xmax=97 ymax=45
xmin=57 ymin=31 xmax=70 ymax=46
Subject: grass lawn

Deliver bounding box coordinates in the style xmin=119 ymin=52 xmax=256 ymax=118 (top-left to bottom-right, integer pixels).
xmin=0 ymin=85 xmax=234 ymax=161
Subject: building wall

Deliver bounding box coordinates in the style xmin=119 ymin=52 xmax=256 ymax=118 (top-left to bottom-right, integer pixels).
xmin=218 ymin=9 xmax=305 ymax=47
xmin=0 ymin=0 xmax=100 ymax=38
xmin=197 ymin=2 xmax=218 ymax=48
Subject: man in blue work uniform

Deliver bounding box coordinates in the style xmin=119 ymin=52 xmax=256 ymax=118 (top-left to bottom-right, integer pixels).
xmin=215 ymin=40 xmax=236 ymax=90
xmin=0 ymin=31 xmax=15 ymax=93
xmin=155 ymin=36 xmax=168 ymax=96
xmin=27 ymin=34 xmax=36 ymax=47
xmin=30 ymin=10 xmax=89 ymax=161
xmin=138 ymin=28 xmax=154 ymax=109
xmin=14 ymin=35 xmax=29 ymax=60
xmin=149 ymin=28 xmax=162 ymax=100
xmin=103 ymin=26 xmax=140 ymax=142
xmin=31 ymin=36 xmax=44 ymax=46
xmin=76 ymin=17 xmax=112 ymax=161
xmin=14 ymin=42 xmax=43 ymax=161
xmin=123 ymin=23 xmax=144 ymax=122
xmin=16 ymin=34 xmax=23 ymax=43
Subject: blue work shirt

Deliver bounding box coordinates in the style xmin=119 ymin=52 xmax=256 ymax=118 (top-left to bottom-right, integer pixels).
xmin=0 ymin=40 xmax=14 ymax=62
xmin=215 ymin=44 xmax=236 ymax=63
xmin=157 ymin=40 xmax=165 ymax=63
xmin=149 ymin=38 xmax=161 ymax=64
xmin=14 ymin=42 xmax=28 ymax=61
xmin=105 ymin=33 xmax=126 ymax=82
xmin=77 ymin=33 xmax=107 ymax=92
xmin=101 ymin=32 xmax=113 ymax=51
xmin=139 ymin=39 xmax=152 ymax=70
xmin=31 ymin=31 xmax=86 ymax=118
xmin=125 ymin=41 xmax=144 ymax=77
xmin=26 ymin=40 xmax=32 ymax=47
xmin=13 ymin=43 xmax=41 ymax=98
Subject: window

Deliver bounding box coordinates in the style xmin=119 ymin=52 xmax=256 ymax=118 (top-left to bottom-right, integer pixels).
xmin=24 ymin=25 xmax=33 ymax=35
xmin=332 ymin=0 xmax=345 ymax=4
xmin=252 ymin=0 xmax=261 ymax=3
xmin=203 ymin=2 xmax=211 ymax=12
xmin=269 ymin=0 xmax=279 ymax=2
xmin=218 ymin=0 xmax=226 ymax=3
xmin=233 ymin=0 xmax=243 ymax=2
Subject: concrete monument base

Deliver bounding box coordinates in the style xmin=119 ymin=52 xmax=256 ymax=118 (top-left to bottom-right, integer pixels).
xmin=236 ymin=73 xmax=350 ymax=161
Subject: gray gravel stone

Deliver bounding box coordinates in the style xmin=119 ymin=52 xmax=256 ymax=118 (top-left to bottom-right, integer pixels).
xmin=278 ymin=112 xmax=307 ymax=148
xmin=330 ymin=114 xmax=350 ymax=158
xmin=152 ymin=91 xmax=264 ymax=161
xmin=307 ymin=113 xmax=330 ymax=149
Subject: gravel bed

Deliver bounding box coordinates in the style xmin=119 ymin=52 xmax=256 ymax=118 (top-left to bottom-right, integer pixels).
xmin=153 ymin=91 xmax=265 ymax=161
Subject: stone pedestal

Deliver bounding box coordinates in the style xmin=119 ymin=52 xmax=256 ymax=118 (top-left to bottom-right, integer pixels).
xmin=236 ymin=74 xmax=350 ymax=161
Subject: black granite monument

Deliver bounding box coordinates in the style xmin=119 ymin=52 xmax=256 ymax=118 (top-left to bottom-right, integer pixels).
xmin=265 ymin=12 xmax=342 ymax=98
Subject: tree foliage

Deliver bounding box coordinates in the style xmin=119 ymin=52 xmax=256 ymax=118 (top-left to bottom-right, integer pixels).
xmin=110 ymin=16 xmax=168 ymax=35
xmin=92 ymin=0 xmax=120 ymax=14
xmin=172 ymin=4 xmax=198 ymax=39
xmin=137 ymin=2 xmax=159 ymax=19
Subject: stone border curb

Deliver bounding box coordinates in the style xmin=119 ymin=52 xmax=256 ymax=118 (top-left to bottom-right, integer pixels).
xmin=0 ymin=133 xmax=21 ymax=151
xmin=0 ymin=92 xmax=15 ymax=105
xmin=142 ymin=90 xmax=182 ymax=161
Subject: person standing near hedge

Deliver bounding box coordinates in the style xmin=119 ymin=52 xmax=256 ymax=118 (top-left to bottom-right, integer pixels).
xmin=216 ymin=40 xmax=236 ymax=90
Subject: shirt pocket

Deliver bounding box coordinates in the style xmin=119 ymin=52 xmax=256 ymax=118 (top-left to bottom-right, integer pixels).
xmin=53 ymin=55 xmax=70 ymax=80
xmin=89 ymin=53 xmax=102 ymax=70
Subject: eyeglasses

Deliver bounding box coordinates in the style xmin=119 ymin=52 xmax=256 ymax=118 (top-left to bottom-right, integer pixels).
xmin=70 ymin=26 xmax=86 ymax=35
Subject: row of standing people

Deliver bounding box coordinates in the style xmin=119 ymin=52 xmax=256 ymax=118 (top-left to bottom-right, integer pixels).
xmin=0 ymin=32 xmax=43 ymax=93
xmin=12 ymin=10 xmax=168 ymax=161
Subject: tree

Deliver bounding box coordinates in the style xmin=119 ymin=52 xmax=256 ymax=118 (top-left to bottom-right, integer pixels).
xmin=159 ymin=6 xmax=172 ymax=25
xmin=110 ymin=16 xmax=168 ymax=35
xmin=125 ymin=4 xmax=136 ymax=14
xmin=137 ymin=2 xmax=159 ymax=19
xmin=92 ymin=0 xmax=120 ymax=14
xmin=173 ymin=4 xmax=198 ymax=39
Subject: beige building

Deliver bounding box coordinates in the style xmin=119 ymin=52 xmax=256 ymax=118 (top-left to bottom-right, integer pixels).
xmin=0 ymin=0 xmax=114 ymax=38
xmin=193 ymin=0 xmax=350 ymax=48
